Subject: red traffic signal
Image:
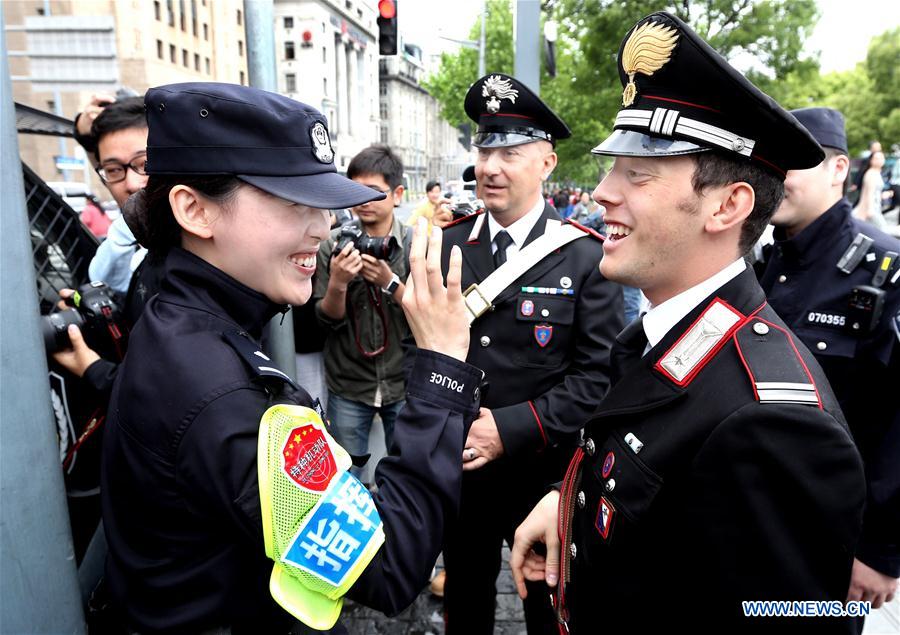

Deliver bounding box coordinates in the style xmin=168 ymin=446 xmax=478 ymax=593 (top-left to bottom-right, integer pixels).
xmin=378 ymin=0 xmax=396 ymax=20
xmin=377 ymin=0 xmax=398 ymax=55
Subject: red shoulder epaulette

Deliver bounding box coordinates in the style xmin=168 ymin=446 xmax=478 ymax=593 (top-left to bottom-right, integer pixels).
xmin=565 ymin=218 xmax=604 ymax=242
xmin=442 ymin=209 xmax=485 ymax=230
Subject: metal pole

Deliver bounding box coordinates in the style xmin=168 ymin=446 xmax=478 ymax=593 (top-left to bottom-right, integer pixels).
xmin=0 ymin=14 xmax=86 ymax=634
xmin=513 ymin=0 xmax=540 ymax=95
xmin=243 ymin=0 xmax=297 ymax=379
xmin=478 ymin=0 xmax=486 ymax=77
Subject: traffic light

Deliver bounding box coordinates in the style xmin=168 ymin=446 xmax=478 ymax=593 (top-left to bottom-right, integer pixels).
xmin=377 ymin=0 xmax=398 ymax=56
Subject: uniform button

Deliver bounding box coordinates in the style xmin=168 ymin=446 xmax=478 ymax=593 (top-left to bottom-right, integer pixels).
xmin=570 ymin=543 xmax=577 ymax=559
xmin=584 ymin=439 xmax=596 ymax=456
xmin=778 ymin=275 xmax=787 ymax=283
xmin=576 ymin=491 xmax=586 ymax=509
xmin=480 ymin=336 xmax=491 ymax=347
xmin=541 ymin=308 xmax=550 ymax=317
xmin=752 ymin=322 xmax=769 ymax=336
xmin=605 ymin=478 xmax=616 ymax=493
xmin=817 ymin=341 xmax=827 ymax=351
xmin=473 ymin=387 xmax=480 ymax=402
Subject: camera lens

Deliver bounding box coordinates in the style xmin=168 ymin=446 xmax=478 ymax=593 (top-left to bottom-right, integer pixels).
xmin=359 ymin=235 xmax=399 ymax=260
xmin=41 ymin=309 xmax=84 ymax=354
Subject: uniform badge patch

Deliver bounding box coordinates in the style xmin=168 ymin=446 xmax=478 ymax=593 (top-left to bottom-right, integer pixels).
xmin=595 ymin=496 xmax=615 ymax=540
xmin=482 ymin=75 xmax=518 ymax=114
xmin=282 ymin=424 xmax=338 ymax=493
xmin=601 ymin=451 xmax=615 ymax=478
xmin=310 ymin=122 xmax=334 ymax=164
xmin=521 ymin=300 xmax=535 ymax=317
xmin=560 ymin=276 xmax=572 ymax=289
xmin=621 ymin=20 xmax=679 ymax=107
xmin=534 ymin=324 xmax=553 ymax=347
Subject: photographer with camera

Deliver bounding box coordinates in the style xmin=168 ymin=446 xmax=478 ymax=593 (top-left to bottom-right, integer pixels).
xmin=315 ymin=145 xmax=412 ymax=480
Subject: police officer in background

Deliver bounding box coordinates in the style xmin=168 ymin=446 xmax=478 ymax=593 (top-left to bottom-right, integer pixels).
xmin=758 ymin=107 xmax=900 ymax=616
xmin=437 ymin=73 xmax=623 ymax=634
xmin=510 ymin=13 xmax=865 ymax=633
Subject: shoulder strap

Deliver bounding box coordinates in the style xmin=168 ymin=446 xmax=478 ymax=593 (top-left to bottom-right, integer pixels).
xmin=463 ymin=221 xmax=586 ymax=324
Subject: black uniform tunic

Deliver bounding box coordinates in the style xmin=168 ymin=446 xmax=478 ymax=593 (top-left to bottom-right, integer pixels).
xmin=563 ymin=269 xmax=866 ymax=633
xmin=758 ymin=198 xmax=900 ymax=578
xmin=101 ymin=247 xmax=482 ymax=633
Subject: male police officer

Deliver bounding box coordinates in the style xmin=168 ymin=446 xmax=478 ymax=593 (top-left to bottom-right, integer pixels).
xmin=759 ymin=108 xmax=900 ymax=614
xmin=510 ymin=13 xmax=866 ymax=633
xmin=438 ymin=73 xmax=624 ymax=634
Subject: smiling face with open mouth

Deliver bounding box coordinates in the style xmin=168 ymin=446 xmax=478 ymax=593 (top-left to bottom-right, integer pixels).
xmin=593 ymin=155 xmax=710 ymax=305
xmin=202 ymin=184 xmax=330 ymax=306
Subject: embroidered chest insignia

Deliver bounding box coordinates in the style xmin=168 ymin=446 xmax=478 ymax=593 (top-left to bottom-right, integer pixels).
xmin=655 ymin=299 xmax=743 ymax=385
xmin=482 ymin=75 xmax=518 ymax=114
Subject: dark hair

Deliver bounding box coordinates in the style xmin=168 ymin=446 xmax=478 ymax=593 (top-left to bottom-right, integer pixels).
xmin=91 ymin=97 xmax=147 ymax=144
xmin=426 ymin=180 xmax=441 ymax=192
xmin=347 ymin=144 xmax=404 ymax=189
xmin=690 ymin=152 xmax=784 ymax=254
xmin=126 ymin=175 xmax=242 ymax=252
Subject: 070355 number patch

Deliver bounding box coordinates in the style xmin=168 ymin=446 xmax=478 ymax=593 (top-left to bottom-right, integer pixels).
xmin=806 ymin=312 xmax=846 ymax=327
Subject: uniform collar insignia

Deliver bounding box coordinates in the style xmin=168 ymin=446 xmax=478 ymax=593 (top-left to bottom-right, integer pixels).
xmin=482 ymin=75 xmax=518 ymax=114
xmin=621 ymin=20 xmax=679 ymax=107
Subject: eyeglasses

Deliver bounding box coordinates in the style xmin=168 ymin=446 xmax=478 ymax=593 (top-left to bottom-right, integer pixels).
xmin=365 ymin=185 xmax=391 ymax=195
xmin=96 ymin=154 xmax=148 ymax=184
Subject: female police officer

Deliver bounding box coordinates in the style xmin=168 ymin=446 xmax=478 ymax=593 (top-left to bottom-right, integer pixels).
xmin=99 ymin=83 xmax=479 ymax=634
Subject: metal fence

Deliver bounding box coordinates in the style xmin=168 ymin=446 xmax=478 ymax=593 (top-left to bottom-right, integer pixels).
xmin=22 ymin=161 xmax=99 ymax=314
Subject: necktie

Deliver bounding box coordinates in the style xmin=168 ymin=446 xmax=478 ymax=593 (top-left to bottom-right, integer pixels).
xmin=609 ymin=315 xmax=649 ymax=385
xmin=493 ymin=230 xmax=513 ymax=269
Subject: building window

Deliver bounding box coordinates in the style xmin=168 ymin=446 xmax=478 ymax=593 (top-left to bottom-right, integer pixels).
xmin=182 ymin=49 xmax=189 ymax=67
xmin=236 ymin=9 xmax=242 ymax=25
xmin=380 ymin=125 xmax=388 ymax=144
xmin=46 ymin=99 xmax=56 ymax=112
xmin=284 ymin=41 xmax=295 ymax=60
xmin=284 ymin=17 xmax=293 ymax=29
xmin=179 ymin=0 xmax=186 ymax=31
xmin=203 ymin=23 xmax=208 ymax=40
xmin=194 ymin=53 xmax=200 ymax=70
xmin=286 ymin=73 xmax=296 ymax=93
xmin=157 ymin=39 xmax=164 ymax=59
xmin=323 ymin=78 xmax=328 ymax=94
xmin=154 ymin=1 xmax=161 ymax=20
xmin=240 ymin=71 xmax=246 ymax=85
xmin=191 ymin=0 xmax=197 ymax=35
xmin=166 ymin=0 xmax=174 ymax=26
xmin=379 ymin=103 xmax=388 ymax=119
xmin=238 ymin=40 xmax=243 ymax=56
xmin=169 ymin=44 xmax=176 ymax=63
xmin=322 ymin=46 xmax=327 ymax=63
xmin=379 ymin=82 xmax=386 ymax=96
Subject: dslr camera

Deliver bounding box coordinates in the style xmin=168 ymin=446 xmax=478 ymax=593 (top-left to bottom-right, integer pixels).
xmin=41 ymin=281 xmax=127 ymax=358
xmin=335 ymin=225 xmax=398 ymax=260
xmin=448 ymin=193 xmax=486 ymax=220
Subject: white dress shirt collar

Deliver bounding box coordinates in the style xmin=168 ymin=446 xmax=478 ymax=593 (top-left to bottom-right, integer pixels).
xmin=642 ymin=258 xmax=747 ymax=350
xmin=487 ymin=195 xmax=546 ymax=253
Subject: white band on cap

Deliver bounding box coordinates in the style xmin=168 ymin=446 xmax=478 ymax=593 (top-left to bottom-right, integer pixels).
xmin=615 ymin=108 xmax=755 ymax=157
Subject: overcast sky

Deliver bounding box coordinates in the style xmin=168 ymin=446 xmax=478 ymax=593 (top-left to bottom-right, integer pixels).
xmin=399 ymin=0 xmax=900 ymax=74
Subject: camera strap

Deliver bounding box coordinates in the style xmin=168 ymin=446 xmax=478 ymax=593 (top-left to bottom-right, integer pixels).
xmin=463 ymin=221 xmax=587 ymax=324
xmin=350 ymin=283 xmax=389 ymax=358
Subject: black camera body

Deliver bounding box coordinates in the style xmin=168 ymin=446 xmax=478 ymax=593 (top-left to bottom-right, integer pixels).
xmin=42 ymin=281 xmax=127 ymax=358
xmin=448 ymin=194 xmax=486 ymax=220
xmin=335 ymin=224 xmax=398 ymax=261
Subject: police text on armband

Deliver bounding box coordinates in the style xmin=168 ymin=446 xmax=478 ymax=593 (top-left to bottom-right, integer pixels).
xmin=429 ymin=373 xmax=465 ymax=393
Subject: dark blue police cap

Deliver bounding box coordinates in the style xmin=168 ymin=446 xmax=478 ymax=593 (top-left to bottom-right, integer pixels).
xmin=790 ymin=107 xmax=848 ymax=155
xmin=464 ymin=73 xmax=571 ymax=148
xmin=144 ymin=83 xmax=385 ymax=209
xmin=592 ymin=12 xmax=824 ymax=178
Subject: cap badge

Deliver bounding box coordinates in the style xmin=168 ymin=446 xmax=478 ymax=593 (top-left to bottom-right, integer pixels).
xmin=310 ymin=122 xmax=334 ymax=164
xmin=482 ymin=75 xmax=518 ymax=114
xmin=621 ymin=20 xmax=679 ymax=107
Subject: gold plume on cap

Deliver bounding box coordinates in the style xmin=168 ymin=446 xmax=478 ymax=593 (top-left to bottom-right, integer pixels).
xmin=621 ymin=21 xmax=679 ymax=106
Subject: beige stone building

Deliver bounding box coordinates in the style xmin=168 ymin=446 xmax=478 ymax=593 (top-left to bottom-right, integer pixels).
xmin=5 ymin=0 xmax=247 ymax=199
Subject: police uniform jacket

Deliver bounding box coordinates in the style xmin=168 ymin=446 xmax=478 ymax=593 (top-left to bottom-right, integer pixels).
xmin=101 ymin=247 xmax=482 ymax=634
xmin=758 ymin=197 xmax=900 ymax=577
xmin=441 ymin=203 xmax=623 ymax=467
xmin=563 ymin=268 xmax=865 ymax=633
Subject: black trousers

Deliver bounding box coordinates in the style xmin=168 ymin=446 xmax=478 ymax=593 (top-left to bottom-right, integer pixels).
xmin=443 ymin=459 xmax=561 ymax=635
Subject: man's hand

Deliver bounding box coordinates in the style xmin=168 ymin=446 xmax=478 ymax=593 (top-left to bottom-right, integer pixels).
xmin=462 ymin=408 xmax=504 ymax=470
xmin=76 ymin=93 xmax=116 ymax=136
xmin=51 ymin=324 xmax=101 ymax=378
xmin=330 ymin=242 xmax=363 ymax=287
xmin=401 ymin=218 xmax=468 ymax=361
xmin=847 ymin=558 xmax=899 ymax=608
xmin=511 ymin=491 xmax=561 ymax=599
xmin=360 ymin=254 xmax=394 ymax=288
xmin=433 ymin=198 xmax=454 ymax=229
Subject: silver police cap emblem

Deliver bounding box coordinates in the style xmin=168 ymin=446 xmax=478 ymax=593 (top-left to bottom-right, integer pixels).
xmin=482 ymin=75 xmax=518 ymax=114
xmin=310 ymin=122 xmax=334 ymax=164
